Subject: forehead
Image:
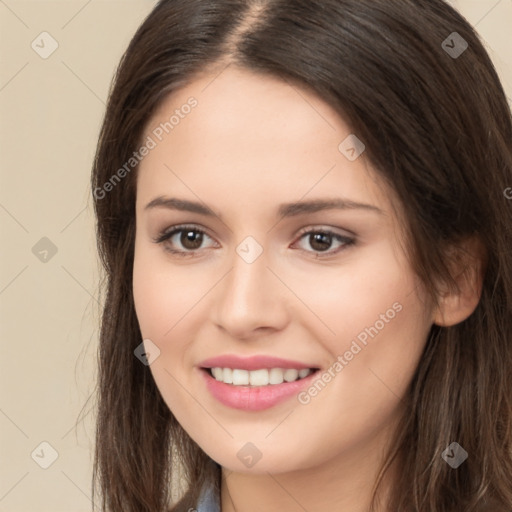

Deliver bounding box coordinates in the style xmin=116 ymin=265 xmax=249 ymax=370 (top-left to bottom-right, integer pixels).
xmin=137 ymin=66 xmax=393 ymax=218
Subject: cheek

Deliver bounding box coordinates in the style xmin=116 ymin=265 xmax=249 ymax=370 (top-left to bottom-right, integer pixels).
xmin=323 ymin=269 xmax=428 ymax=402
xmin=290 ymin=245 xmax=430 ymax=426
xmin=132 ymin=246 xmax=210 ymax=392
xmin=272 ymin=285 xmax=430 ymax=471
xmin=132 ymin=247 xmax=198 ymax=339
xmin=132 ymin=248 xmax=199 ymax=414
xmin=334 ymin=250 xmax=430 ymax=389
xmin=294 ymin=240 xmax=427 ymax=355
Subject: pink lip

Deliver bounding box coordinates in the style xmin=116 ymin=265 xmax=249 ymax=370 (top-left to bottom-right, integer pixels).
xmin=199 ymin=354 xmax=317 ymax=371
xmin=200 ymin=368 xmax=319 ymax=411
xmin=198 ymin=354 xmax=320 ymax=411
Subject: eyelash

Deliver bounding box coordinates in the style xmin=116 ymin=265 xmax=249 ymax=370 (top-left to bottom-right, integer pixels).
xmin=153 ymin=224 xmax=356 ymax=259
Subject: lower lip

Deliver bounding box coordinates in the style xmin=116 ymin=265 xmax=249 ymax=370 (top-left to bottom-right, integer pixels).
xmin=200 ymin=368 xmax=319 ymax=411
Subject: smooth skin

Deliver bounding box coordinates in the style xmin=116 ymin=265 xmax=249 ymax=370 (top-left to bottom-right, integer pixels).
xmin=132 ymin=65 xmax=483 ymax=512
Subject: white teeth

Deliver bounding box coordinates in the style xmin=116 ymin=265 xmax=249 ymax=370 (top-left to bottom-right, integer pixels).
xmin=269 ymin=368 xmax=284 ymax=384
xmin=249 ymin=369 xmax=269 ymax=386
xmin=232 ymin=369 xmax=249 ymax=385
xmin=283 ymin=369 xmax=299 ymax=382
xmin=223 ymin=368 xmax=233 ymax=384
xmin=298 ymin=368 xmax=311 ymax=378
xmin=213 ymin=367 xmax=234 ymax=383
xmin=209 ymin=367 xmax=314 ymax=386
xmin=212 ymin=367 xmax=223 ymax=381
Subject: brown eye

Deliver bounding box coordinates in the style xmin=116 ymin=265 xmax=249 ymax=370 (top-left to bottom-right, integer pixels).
xmin=309 ymin=232 xmax=334 ymax=252
xmin=294 ymin=229 xmax=355 ymax=257
xmin=154 ymin=225 xmax=216 ymax=257
xmin=179 ymin=229 xmax=204 ymax=250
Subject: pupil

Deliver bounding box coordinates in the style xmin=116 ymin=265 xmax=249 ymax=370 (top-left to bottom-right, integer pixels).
xmin=311 ymin=233 xmax=331 ymax=251
xmin=182 ymin=230 xmax=202 ymax=249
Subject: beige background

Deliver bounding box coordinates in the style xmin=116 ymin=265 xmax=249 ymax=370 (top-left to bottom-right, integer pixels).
xmin=0 ymin=1 xmax=511 ymax=511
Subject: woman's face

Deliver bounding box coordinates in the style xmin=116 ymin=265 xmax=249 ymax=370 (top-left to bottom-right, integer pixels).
xmin=133 ymin=65 xmax=434 ymax=474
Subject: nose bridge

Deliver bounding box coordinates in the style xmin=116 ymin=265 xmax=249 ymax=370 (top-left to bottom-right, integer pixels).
xmin=224 ymin=239 xmax=270 ymax=312
xmin=212 ymin=235 xmax=287 ymax=337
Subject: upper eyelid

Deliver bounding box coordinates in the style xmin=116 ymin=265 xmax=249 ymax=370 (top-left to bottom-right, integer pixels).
xmin=295 ymin=224 xmax=356 ymax=239
xmin=154 ymin=224 xmax=216 ymax=244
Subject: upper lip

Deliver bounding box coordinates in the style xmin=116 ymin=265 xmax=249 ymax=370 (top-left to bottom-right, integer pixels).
xmin=199 ymin=354 xmax=319 ymax=371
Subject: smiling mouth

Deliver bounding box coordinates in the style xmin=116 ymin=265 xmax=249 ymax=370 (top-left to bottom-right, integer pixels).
xmin=202 ymin=367 xmax=320 ymax=387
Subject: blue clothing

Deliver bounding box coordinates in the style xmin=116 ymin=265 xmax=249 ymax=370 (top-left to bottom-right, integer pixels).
xmin=196 ymin=482 xmax=221 ymax=512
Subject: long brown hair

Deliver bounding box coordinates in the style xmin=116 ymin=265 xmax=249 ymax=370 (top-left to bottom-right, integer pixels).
xmin=91 ymin=1 xmax=512 ymax=510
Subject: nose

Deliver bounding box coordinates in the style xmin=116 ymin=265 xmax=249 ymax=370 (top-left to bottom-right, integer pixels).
xmin=211 ymin=243 xmax=289 ymax=340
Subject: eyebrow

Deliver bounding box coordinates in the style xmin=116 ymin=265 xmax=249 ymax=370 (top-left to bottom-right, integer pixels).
xmin=144 ymin=196 xmax=384 ymax=219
